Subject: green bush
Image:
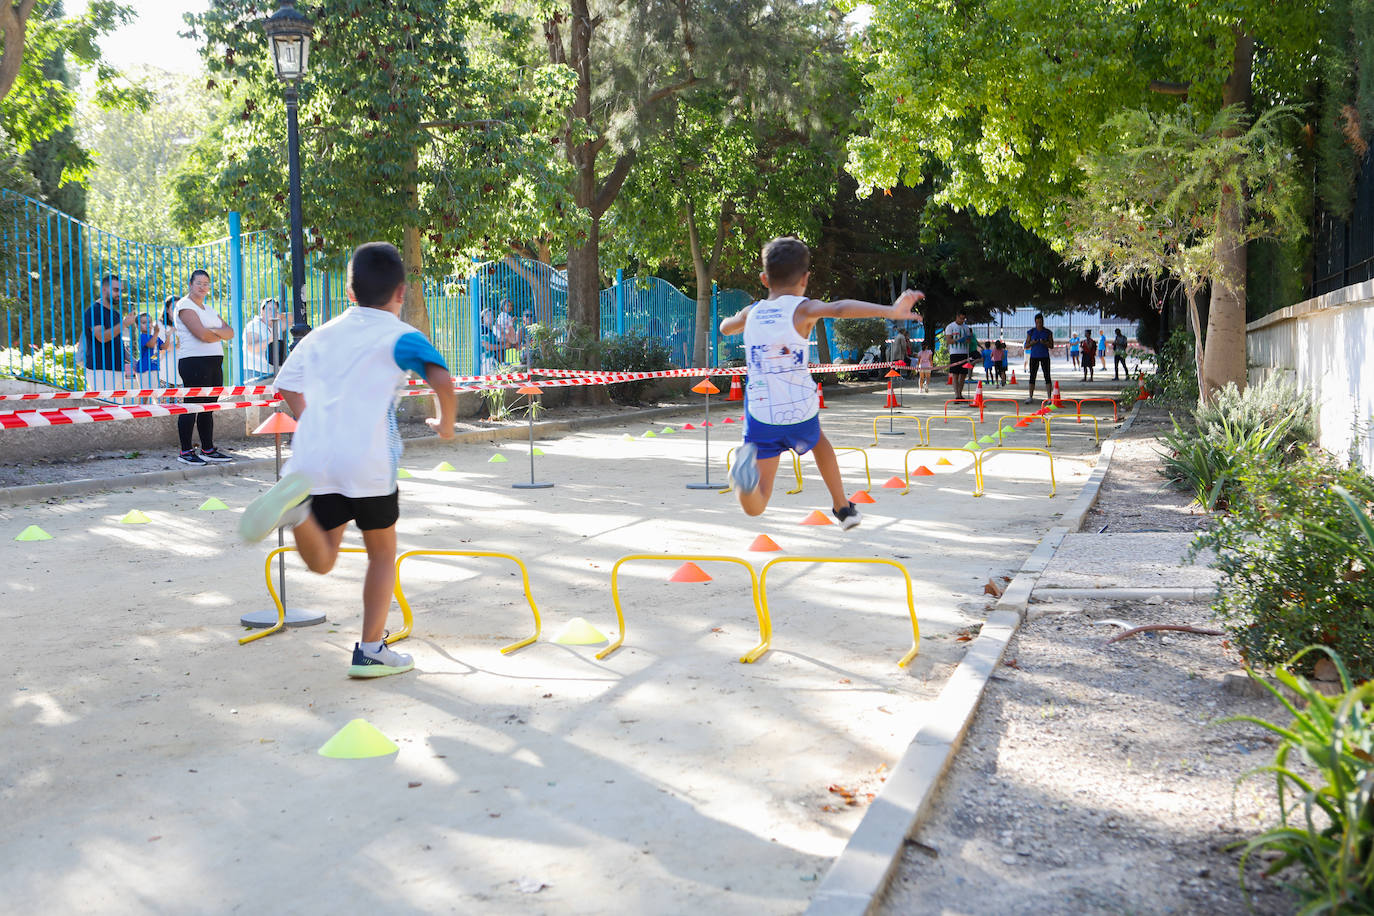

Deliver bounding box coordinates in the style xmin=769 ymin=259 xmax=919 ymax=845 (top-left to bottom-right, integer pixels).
xmin=1231 ymin=648 xmax=1374 ymax=912
xmin=1142 ymin=327 xmax=1199 ymax=404
xmin=600 ymin=329 xmax=671 ymax=404
xmin=1194 ymin=452 xmax=1374 ymax=679
xmin=1195 ymin=374 xmax=1316 ymax=454
xmin=529 ymin=322 xmax=602 ymax=371
xmin=831 ymin=317 xmax=887 ymax=359
xmin=0 ymin=343 xmax=83 ymax=389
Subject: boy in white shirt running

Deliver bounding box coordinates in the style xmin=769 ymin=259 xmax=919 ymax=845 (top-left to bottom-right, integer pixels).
xmin=239 ymin=242 xmax=457 ymax=679
xmin=720 ymin=237 xmax=923 ymax=529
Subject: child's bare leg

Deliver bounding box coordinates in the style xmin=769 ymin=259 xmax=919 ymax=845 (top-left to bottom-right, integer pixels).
xmin=810 ymin=433 xmax=850 ymax=512
xmin=359 ymin=525 xmax=398 ymax=643
xmin=292 ymin=515 xmax=346 ymax=573
xmin=737 ymin=455 xmax=780 ymax=517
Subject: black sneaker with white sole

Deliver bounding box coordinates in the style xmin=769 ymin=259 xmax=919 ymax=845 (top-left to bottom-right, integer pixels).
xmin=833 ymin=501 xmax=862 ymax=531
xmin=177 ymin=449 xmax=207 ymax=466
xmin=348 ymin=639 xmax=414 ymax=679
xmin=199 ymin=447 xmax=234 ymax=463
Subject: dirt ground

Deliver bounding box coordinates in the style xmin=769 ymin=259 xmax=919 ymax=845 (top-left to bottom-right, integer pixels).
xmin=0 ymin=388 xmax=1098 ymax=914
xmin=877 ymin=404 xmax=1296 ymax=915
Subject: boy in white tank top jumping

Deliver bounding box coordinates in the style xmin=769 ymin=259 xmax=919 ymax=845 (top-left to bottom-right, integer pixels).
xmin=719 ymin=237 xmax=923 ymax=529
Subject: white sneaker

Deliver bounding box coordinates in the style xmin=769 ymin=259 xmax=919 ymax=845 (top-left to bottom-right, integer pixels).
xmin=730 ymin=442 xmax=760 ymax=494
xmin=238 ymin=472 xmax=312 ymax=544
xmin=348 ymin=640 xmax=414 ymax=678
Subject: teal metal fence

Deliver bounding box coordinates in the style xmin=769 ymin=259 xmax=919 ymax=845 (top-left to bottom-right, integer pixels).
xmin=0 ymin=191 xmax=796 ymax=389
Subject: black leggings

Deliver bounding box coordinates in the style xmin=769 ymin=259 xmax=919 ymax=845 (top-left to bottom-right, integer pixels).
xmin=1028 ymin=357 xmax=1051 ymax=386
xmin=177 ymin=356 xmax=223 ymax=451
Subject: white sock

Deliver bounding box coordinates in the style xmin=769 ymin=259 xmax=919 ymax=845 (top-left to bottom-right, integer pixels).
xmin=360 ymin=640 xmax=384 ymax=654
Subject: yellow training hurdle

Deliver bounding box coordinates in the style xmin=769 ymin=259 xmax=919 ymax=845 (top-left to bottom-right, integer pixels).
xmin=922 ymin=414 xmax=978 ymax=448
xmin=992 ymin=414 xmax=1050 ymax=447
xmin=393 ymin=549 xmax=543 ymax=654
xmin=978 ymin=446 xmax=1057 ymax=497
xmin=604 ymin=554 xmax=767 ymax=662
xmin=901 ymin=446 xmax=983 ymax=496
xmin=721 ymin=447 xmax=803 ymax=495
xmin=243 ymin=546 xmax=375 ymax=645
xmin=758 ymin=557 xmax=921 ymax=667
xmin=1044 ymin=413 xmax=1101 ymax=446
xmin=870 ymin=414 xmax=926 ymax=445
xmin=834 ymin=446 xmax=873 ymax=490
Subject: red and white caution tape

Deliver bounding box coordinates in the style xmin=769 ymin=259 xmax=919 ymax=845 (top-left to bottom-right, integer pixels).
xmin=0 ymin=384 xmax=277 ymax=402
xmin=0 ymin=398 xmax=282 ymax=430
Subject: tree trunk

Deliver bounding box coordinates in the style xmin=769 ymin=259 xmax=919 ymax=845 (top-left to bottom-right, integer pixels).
xmin=0 ymin=0 xmax=36 ymax=103
xmin=565 ymin=216 xmax=601 ymax=334
xmin=1200 ymin=26 xmax=1254 ymax=403
xmin=1184 ymin=288 xmax=1206 ymax=407
xmin=684 ymin=196 xmax=726 ymax=368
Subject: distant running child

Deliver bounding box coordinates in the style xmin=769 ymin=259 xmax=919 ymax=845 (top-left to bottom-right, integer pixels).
xmin=720 ymin=236 xmax=923 ymax=529
xmin=239 ymin=242 xmax=457 ymax=679
xmin=991 ymin=339 xmax=1007 ymax=387
xmin=917 ymin=344 xmax=933 ymax=392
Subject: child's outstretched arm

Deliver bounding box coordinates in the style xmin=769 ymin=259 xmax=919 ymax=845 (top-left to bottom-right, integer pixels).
xmin=803 ymin=289 xmax=925 ymax=323
xmin=423 ymin=363 xmax=457 ymax=440
xmin=718 ymin=305 xmax=752 ymax=336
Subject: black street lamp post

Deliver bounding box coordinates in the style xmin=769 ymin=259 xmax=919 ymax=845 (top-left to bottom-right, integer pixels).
xmin=263 ymin=1 xmax=314 ymax=347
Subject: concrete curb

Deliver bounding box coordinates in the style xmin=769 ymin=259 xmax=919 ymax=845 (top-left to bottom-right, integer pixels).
xmin=0 ymin=384 xmax=886 ymax=506
xmin=1033 ymin=586 xmax=1218 ymax=602
xmin=805 ymin=400 xmax=1144 ymax=916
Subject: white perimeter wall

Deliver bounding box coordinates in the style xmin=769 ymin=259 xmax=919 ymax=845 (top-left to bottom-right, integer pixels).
xmin=1247 ymin=281 xmax=1374 ymax=469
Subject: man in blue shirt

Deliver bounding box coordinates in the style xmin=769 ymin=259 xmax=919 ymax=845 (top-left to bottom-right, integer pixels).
xmin=82 ymin=274 xmax=134 ymax=394
xmin=1023 ymin=313 xmax=1054 ymax=404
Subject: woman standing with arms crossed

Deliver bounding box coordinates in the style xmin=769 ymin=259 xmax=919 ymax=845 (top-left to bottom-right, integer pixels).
xmin=173 ymin=269 xmax=235 ymax=465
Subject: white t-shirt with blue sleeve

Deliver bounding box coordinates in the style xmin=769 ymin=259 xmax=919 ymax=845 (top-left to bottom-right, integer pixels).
xmin=275 ymin=306 xmax=447 ymax=499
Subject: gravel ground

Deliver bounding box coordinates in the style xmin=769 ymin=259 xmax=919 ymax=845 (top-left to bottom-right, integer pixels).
xmin=875 ymin=403 xmax=1298 ymax=915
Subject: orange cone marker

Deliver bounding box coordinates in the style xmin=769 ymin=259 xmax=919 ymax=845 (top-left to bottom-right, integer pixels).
xmin=972 ymin=381 xmax=985 ymax=408
xmin=850 ymin=490 xmax=876 ymax=504
xmin=800 ymin=510 xmax=833 ymax=525
xmin=670 ymin=561 xmax=713 ymax=582
xmin=817 ymin=382 xmax=826 ymax=409
xmin=881 ymin=475 xmax=906 ymax=489
xmin=1010 ymin=370 xmax=1017 ymax=385
xmin=1052 ymin=381 xmax=1064 ymax=407
xmin=884 ymin=381 xmax=899 ymax=408
xmin=912 ymin=465 xmax=935 ymax=476
xmin=748 ymin=534 xmax=782 ymax=552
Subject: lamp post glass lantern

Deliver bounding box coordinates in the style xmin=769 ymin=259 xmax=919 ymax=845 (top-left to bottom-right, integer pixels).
xmin=263 ymin=1 xmax=314 ymax=347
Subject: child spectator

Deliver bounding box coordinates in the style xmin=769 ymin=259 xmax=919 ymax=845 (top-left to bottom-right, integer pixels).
xmin=238 ymin=242 xmax=458 ymax=679
xmin=981 ymin=340 xmax=994 ymax=381
xmin=719 ymin=236 xmax=923 ymax=530
xmin=1080 ymin=330 xmax=1097 ymax=382
xmin=917 ymin=344 xmax=934 ymax=392
xmin=991 ymin=339 xmax=1007 ymax=387
xmin=132 ymin=312 xmax=168 ymax=403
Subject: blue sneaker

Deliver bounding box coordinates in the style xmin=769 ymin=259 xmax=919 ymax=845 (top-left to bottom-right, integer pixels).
xmin=238 ymin=472 xmax=312 ymax=544
xmin=730 ymin=442 xmax=760 ymax=494
xmin=348 ymin=639 xmax=414 ymax=679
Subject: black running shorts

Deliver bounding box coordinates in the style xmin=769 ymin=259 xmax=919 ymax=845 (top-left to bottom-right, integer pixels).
xmin=311 ymin=490 xmax=400 ymax=532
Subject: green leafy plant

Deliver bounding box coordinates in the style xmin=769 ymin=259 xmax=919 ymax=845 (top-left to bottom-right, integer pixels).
xmin=529 ymin=322 xmax=601 ymax=371
xmin=599 ymin=330 xmax=672 ymax=404
xmin=1158 ymin=415 xmax=1239 ymax=510
xmin=1231 ymin=647 xmax=1374 ymax=913
xmin=480 ymin=385 xmax=511 ymax=421
xmin=1195 ymin=453 xmax=1374 ymax=679
xmin=831 ymin=317 xmax=887 ymax=359
xmin=1141 ymin=327 xmax=1200 ymax=405
xmin=0 ymin=343 xmax=83 ymax=389
xmin=1195 ymin=375 xmax=1316 ymax=455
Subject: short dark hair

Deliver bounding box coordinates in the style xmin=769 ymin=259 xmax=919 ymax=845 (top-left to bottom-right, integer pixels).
xmin=761 ymin=237 xmax=809 ymax=286
xmin=189 ymin=269 xmax=210 ymax=286
xmin=101 ymin=274 xmax=120 ymax=288
xmin=348 ymin=242 xmax=405 ymax=308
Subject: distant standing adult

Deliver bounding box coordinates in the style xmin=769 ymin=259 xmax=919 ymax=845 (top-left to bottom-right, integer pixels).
xmin=82 ymin=274 xmax=134 ymax=394
xmin=242 ymin=298 xmax=285 ymax=379
xmin=944 ymin=311 xmax=973 ymax=400
xmin=1098 ymin=331 xmax=1108 ymax=370
xmin=1069 ymin=333 xmax=1080 ymax=368
xmin=1113 ymin=328 xmax=1129 ymax=380
xmin=1080 ymin=330 xmax=1097 ymax=382
xmin=1023 ymin=313 xmax=1053 ymax=404
xmin=173 ymin=269 xmax=235 ymax=465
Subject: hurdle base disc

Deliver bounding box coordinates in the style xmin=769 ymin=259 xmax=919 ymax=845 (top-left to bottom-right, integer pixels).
xmin=239 ymin=607 xmax=327 ymax=629
xmin=512 ymin=482 xmax=555 ymax=489
xmin=879 ymin=430 xmax=907 ymax=436
xmin=685 ymin=481 xmax=717 ymax=490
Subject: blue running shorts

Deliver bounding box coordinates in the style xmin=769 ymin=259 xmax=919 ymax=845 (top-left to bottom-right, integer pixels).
xmin=743 ymin=413 xmax=822 ymax=460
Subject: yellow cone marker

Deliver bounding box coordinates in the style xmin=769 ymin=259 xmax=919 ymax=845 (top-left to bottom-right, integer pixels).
xmin=488 ymin=454 xmax=508 ymax=463
xmin=396 ymin=468 xmax=413 ymax=479
xmin=622 ymin=434 xmax=636 ymax=442
xmin=532 ymin=448 xmax=545 ymax=457
xmin=660 ymin=426 xmax=675 ymax=434
xmin=553 ymin=617 xmax=608 ymax=645
xmin=643 ymin=430 xmax=657 ymax=438
xmin=937 ymin=457 xmax=953 ymax=466
xmin=120 ymin=510 xmax=151 ymax=524
xmin=317 ymin=718 xmax=399 ymax=759
xmin=198 ymin=498 xmax=229 ymax=510
xmin=14 ymin=525 xmax=51 ymax=541
xmin=433 ymin=461 xmax=456 ymax=472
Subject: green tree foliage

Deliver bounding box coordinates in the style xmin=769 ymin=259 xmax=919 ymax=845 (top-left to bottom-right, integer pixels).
xmin=845 ymin=0 xmax=1322 ymax=392
xmin=1063 ymin=105 xmax=1304 ymax=402
xmin=177 ymin=0 xmax=576 ymax=330
xmin=79 ymin=65 xmax=220 ymax=243
xmin=540 ymin=0 xmax=838 ymax=341
xmin=0 ymin=1 xmax=145 ymax=182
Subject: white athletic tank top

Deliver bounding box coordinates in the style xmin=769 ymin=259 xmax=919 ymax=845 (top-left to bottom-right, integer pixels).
xmin=743 ymin=294 xmax=819 ymax=425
